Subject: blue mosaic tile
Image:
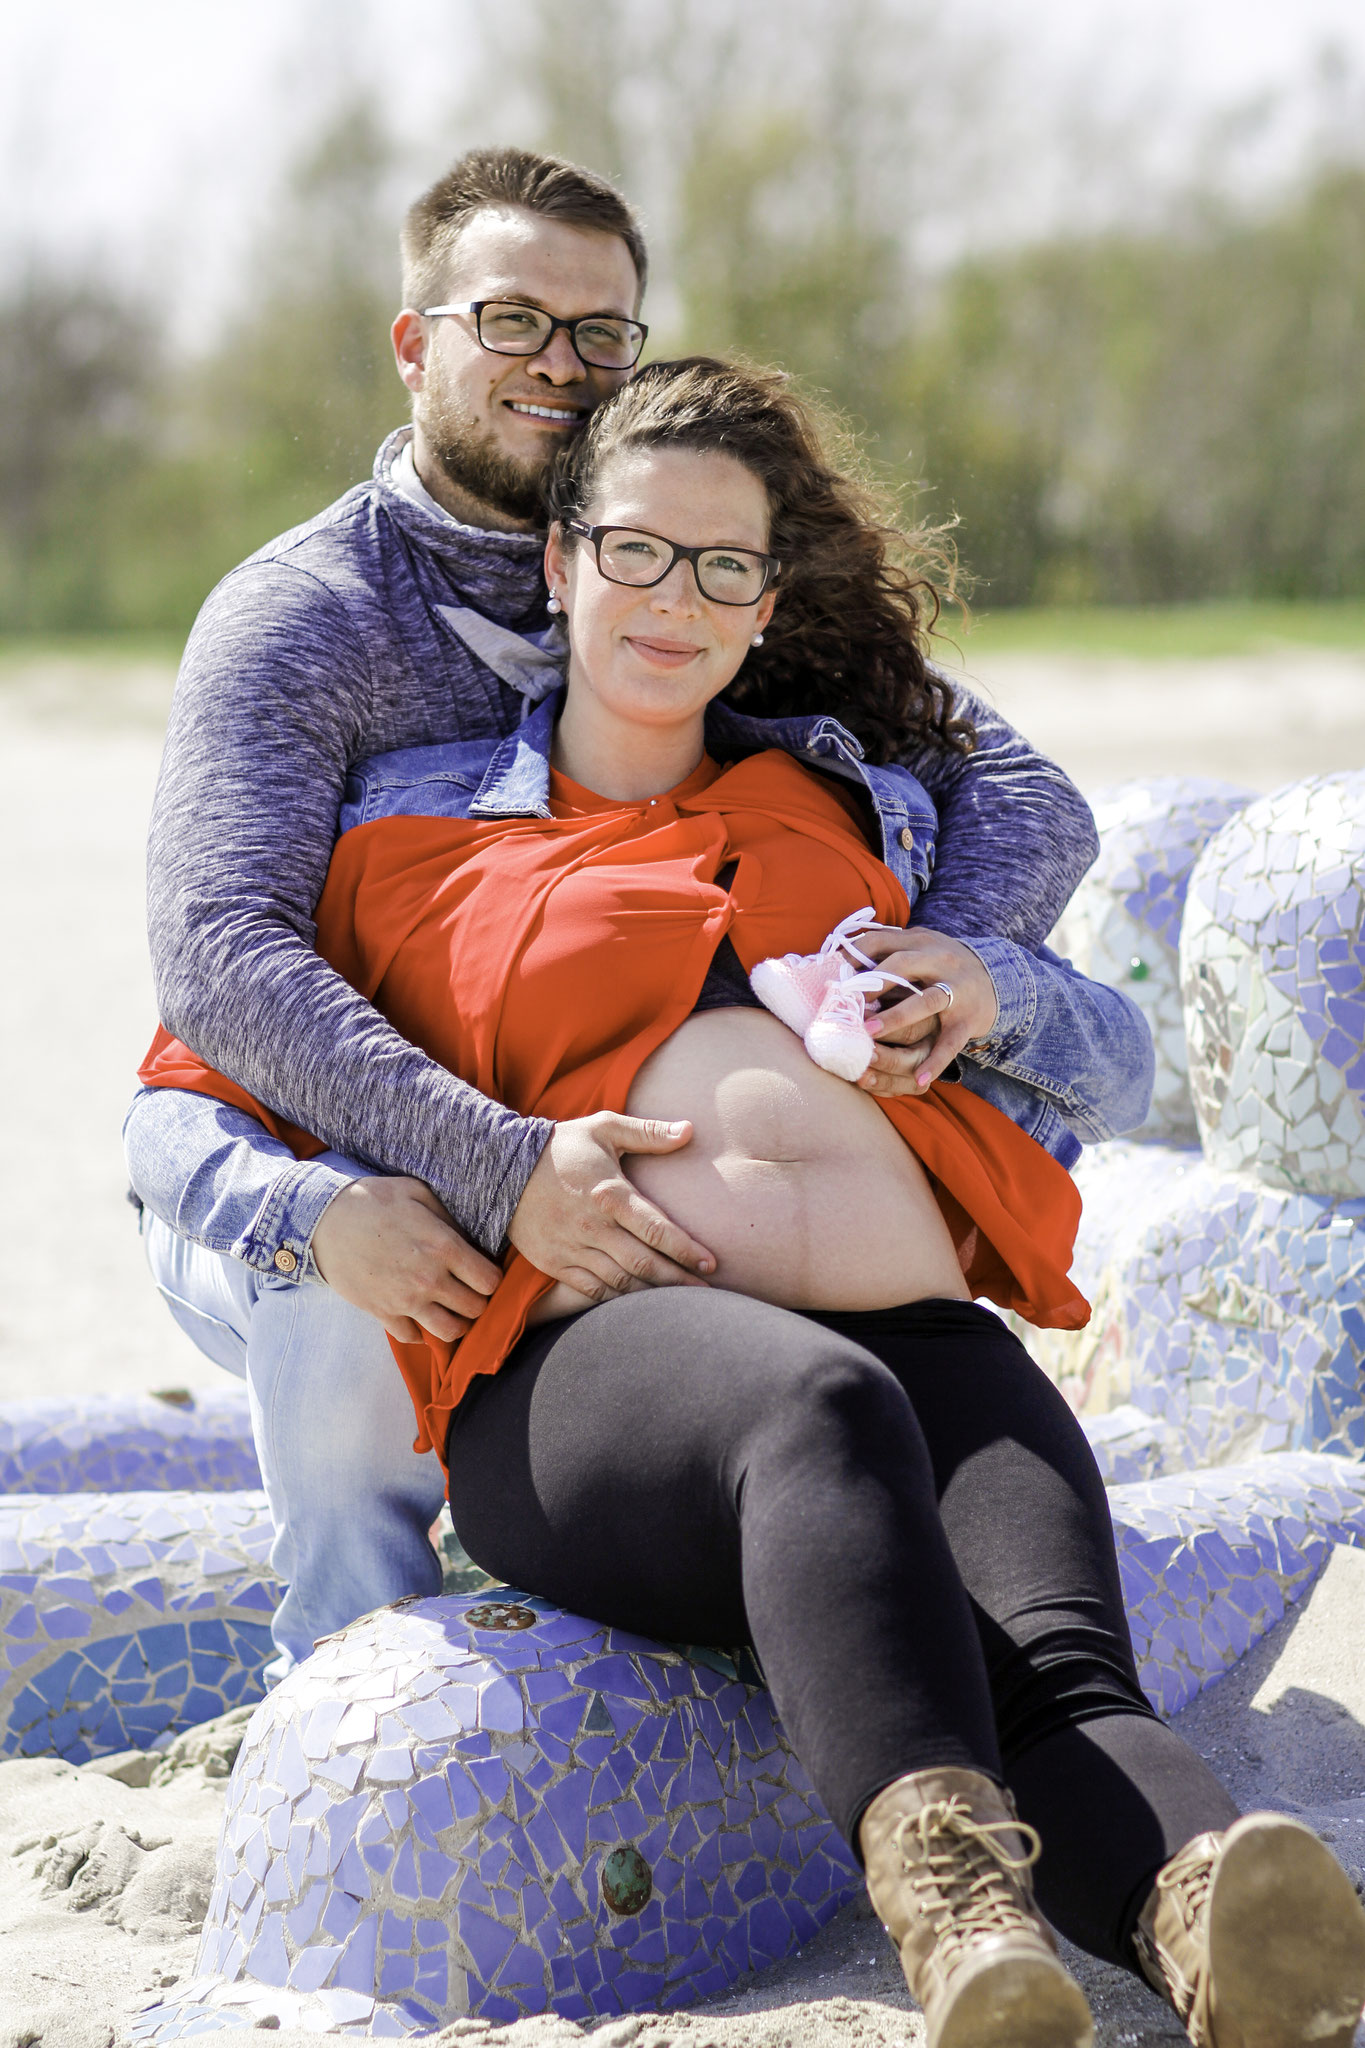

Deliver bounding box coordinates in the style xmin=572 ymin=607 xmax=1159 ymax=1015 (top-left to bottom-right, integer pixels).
xmin=132 ymin=1591 xmax=863 ymax=2037
xmin=1051 ymin=777 xmax=1253 ymax=1144
xmin=0 ymin=1390 xmax=259 ymax=1495
xmin=0 ymin=1490 xmax=279 ymax=1759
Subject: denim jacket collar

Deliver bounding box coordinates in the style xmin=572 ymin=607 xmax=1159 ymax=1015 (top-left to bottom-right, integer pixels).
xmin=468 ymin=689 xmax=874 ymax=819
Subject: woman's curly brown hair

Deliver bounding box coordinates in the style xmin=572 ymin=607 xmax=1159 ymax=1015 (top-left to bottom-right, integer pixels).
xmin=545 ymin=356 xmax=973 ymax=765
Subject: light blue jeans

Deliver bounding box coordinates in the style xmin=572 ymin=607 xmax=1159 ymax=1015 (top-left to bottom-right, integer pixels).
xmin=141 ymin=1212 xmax=446 ymax=1676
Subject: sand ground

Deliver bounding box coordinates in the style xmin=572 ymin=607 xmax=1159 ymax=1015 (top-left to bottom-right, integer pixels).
xmin=1 ymin=644 xmax=1364 ymax=2046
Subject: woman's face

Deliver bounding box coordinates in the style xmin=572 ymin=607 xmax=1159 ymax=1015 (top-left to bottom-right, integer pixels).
xmin=544 ymin=445 xmax=777 ymax=734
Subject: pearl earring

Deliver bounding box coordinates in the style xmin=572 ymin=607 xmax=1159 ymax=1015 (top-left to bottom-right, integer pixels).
xmin=751 ymin=631 xmax=764 ymax=647
xmin=546 ymin=594 xmax=563 ymax=614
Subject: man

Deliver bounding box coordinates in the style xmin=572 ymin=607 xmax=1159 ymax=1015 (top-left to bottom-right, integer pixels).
xmin=126 ymin=147 xmax=1099 ymax=1675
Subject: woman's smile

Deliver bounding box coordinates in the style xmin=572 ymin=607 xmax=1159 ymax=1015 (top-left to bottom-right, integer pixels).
xmin=622 ymin=633 xmax=705 ymax=669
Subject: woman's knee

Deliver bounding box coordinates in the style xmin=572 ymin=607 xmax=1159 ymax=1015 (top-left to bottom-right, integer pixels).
xmin=746 ymin=1322 xmax=924 ymax=1475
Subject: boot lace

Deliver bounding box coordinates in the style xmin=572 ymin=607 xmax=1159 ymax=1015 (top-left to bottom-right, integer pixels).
xmin=1156 ymin=1852 xmax=1212 ymax=1934
xmin=891 ymin=1796 xmax=1044 ymax=1971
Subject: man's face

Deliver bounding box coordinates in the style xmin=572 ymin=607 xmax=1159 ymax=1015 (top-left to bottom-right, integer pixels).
xmin=394 ymin=206 xmax=641 ymax=525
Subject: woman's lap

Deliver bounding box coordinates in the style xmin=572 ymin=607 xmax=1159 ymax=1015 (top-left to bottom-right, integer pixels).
xmin=447 ymin=1287 xmax=949 ymax=1651
xmin=449 ymin=1286 xmax=1004 ymax=1838
xmin=445 ymin=1287 xmax=1151 ymax=1766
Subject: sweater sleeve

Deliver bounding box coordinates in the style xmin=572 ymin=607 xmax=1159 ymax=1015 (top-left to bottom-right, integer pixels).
xmin=900 ymin=680 xmax=1099 ymax=945
xmin=146 ymin=561 xmax=550 ymax=1254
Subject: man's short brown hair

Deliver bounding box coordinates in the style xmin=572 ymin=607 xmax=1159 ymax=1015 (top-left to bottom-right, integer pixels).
xmin=401 ymin=146 xmax=648 ymax=311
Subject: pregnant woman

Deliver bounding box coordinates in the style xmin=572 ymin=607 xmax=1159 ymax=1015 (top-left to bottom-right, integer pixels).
xmin=142 ymin=360 xmax=1365 ymax=2048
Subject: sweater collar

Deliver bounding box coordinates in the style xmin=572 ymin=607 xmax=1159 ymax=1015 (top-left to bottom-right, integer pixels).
xmin=371 ymin=426 xmax=550 ymax=629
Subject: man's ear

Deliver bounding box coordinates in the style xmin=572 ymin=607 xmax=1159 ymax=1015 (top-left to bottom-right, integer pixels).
xmin=391 ymin=310 xmax=427 ymax=392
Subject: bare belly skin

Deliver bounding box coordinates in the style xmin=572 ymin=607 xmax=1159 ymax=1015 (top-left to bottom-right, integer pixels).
xmin=528 ymin=1008 xmax=970 ymax=1324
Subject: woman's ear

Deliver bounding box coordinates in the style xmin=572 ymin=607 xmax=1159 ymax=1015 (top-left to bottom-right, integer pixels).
xmin=543 ymin=523 xmax=570 ymax=612
xmin=753 ymin=587 xmax=777 ymax=636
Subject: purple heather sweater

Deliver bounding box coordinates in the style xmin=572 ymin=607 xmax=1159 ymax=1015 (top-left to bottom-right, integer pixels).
xmin=145 ymin=427 xmax=1099 ymax=1254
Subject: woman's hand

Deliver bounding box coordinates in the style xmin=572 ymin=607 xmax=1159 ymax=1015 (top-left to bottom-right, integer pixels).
xmin=311 ymin=1176 xmax=502 ymax=1344
xmin=507 ymin=1112 xmax=717 ymax=1304
xmin=851 ymin=927 xmax=1000 ymax=1098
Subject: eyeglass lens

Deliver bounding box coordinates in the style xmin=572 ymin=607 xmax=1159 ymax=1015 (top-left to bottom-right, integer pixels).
xmin=598 ymin=529 xmax=769 ymax=604
xmin=478 ymin=302 xmax=643 ymax=369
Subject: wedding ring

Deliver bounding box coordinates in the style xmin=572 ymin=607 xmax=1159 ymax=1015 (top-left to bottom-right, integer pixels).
xmin=929 ymin=981 xmax=954 ymax=1010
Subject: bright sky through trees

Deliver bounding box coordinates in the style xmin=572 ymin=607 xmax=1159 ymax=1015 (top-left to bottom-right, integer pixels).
xmin=5 ymin=0 xmax=1365 ymax=320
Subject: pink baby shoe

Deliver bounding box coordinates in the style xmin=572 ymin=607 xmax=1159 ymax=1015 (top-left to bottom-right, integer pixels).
xmin=804 ymin=966 xmax=902 ymax=1082
xmin=750 ymin=908 xmax=910 ymax=1081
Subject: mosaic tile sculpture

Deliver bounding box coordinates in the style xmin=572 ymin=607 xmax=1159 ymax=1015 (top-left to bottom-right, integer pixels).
xmin=0 ymin=1388 xmax=259 ymax=1494
xmin=1079 ymin=1402 xmax=1183 ymax=1485
xmin=128 ymin=1442 xmax=1365 ymax=2041
xmin=0 ymin=1489 xmax=277 ymax=1760
xmin=1110 ymin=1450 xmax=1365 ymax=1715
xmin=1051 ymin=777 xmax=1253 ymax=1143
xmin=1182 ymin=772 xmax=1365 ymax=1193
xmin=1030 ymin=771 xmax=1365 ymax=1463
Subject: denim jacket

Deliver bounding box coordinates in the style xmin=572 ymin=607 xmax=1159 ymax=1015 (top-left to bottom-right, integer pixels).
xmin=124 ymin=694 xmax=1152 ymax=1282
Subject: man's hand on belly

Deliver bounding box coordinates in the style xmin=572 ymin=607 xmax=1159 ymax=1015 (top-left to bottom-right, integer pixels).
xmin=311 ymin=1177 xmax=501 ymax=1344
xmin=507 ymin=1113 xmax=717 ymax=1305
xmin=850 ymin=927 xmax=1001 ymax=1098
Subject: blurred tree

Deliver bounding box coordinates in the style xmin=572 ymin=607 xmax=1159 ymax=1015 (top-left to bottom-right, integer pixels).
xmin=0 ymin=275 xmax=156 ymax=629
xmin=95 ymin=92 xmax=405 ymax=630
xmin=500 ymin=0 xmax=942 ymax=450
xmin=5 ymin=12 xmax=1364 ymax=635
xmin=898 ymin=165 xmax=1365 ymax=604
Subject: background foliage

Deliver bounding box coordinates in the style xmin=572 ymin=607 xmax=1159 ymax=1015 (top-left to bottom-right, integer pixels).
xmin=4 ymin=0 xmax=1363 ymax=631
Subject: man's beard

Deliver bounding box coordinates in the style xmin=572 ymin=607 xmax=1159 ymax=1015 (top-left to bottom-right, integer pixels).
xmin=414 ymin=380 xmax=560 ymax=526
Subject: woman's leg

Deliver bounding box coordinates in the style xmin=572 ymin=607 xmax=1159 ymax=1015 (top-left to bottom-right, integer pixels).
xmin=446 ymin=1286 xmax=1003 ymax=1845
xmin=812 ymin=1299 xmax=1239 ymax=1969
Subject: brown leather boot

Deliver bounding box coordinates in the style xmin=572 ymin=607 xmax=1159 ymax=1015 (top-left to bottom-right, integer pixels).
xmin=1133 ymin=1813 xmax=1365 ymax=2047
xmin=860 ymin=1768 xmax=1093 ymax=2048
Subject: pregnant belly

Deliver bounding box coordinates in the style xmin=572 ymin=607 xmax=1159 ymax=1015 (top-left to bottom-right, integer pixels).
xmin=530 ymin=1008 xmax=970 ymax=1322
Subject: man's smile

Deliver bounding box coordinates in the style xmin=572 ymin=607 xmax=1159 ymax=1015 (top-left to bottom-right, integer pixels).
xmin=505 ymin=399 xmax=586 ymax=424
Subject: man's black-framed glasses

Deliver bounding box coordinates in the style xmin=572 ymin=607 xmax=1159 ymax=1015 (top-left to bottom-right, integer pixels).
xmin=566 ymin=520 xmax=781 ymax=606
xmin=420 ymin=299 xmax=648 ymax=370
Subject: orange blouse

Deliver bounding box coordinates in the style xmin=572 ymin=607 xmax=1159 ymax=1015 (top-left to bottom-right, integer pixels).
xmin=141 ymin=747 xmax=1087 ymax=1469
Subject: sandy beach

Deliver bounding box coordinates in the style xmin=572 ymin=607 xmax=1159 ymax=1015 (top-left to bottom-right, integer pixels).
xmin=2 ymin=643 xmax=1365 ymax=2047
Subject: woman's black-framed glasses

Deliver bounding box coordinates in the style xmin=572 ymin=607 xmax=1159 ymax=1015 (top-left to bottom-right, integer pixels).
xmin=420 ymin=299 xmax=648 ymax=371
xmin=566 ymin=521 xmax=781 ymax=607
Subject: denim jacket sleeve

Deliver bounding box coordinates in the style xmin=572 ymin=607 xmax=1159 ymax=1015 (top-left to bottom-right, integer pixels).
xmin=900 ymin=680 xmax=1099 ymax=947
xmin=122 ymin=1084 xmax=362 ymax=1282
xmin=954 ymin=937 xmax=1155 ymax=1145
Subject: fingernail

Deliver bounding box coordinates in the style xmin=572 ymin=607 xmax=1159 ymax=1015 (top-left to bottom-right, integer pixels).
xmin=865 ymin=1018 xmax=882 ymax=1037
xmin=698 ymin=1257 xmax=715 ymax=1274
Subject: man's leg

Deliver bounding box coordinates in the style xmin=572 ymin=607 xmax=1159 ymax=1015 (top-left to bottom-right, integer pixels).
xmin=141 ymin=1214 xmax=444 ymax=1675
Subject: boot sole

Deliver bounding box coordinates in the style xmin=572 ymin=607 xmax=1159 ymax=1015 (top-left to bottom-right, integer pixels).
xmin=1207 ymin=1812 xmax=1365 ymax=2048
xmin=934 ymin=1946 xmax=1093 ymax=2048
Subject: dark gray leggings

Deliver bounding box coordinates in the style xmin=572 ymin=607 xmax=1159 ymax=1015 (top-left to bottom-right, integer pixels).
xmin=446 ymin=1290 xmax=1237 ymax=1967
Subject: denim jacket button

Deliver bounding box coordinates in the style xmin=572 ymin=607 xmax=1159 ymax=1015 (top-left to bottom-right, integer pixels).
xmin=899 ymin=827 xmax=916 ymax=851
xmin=273 ymin=1248 xmax=298 ymax=1274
